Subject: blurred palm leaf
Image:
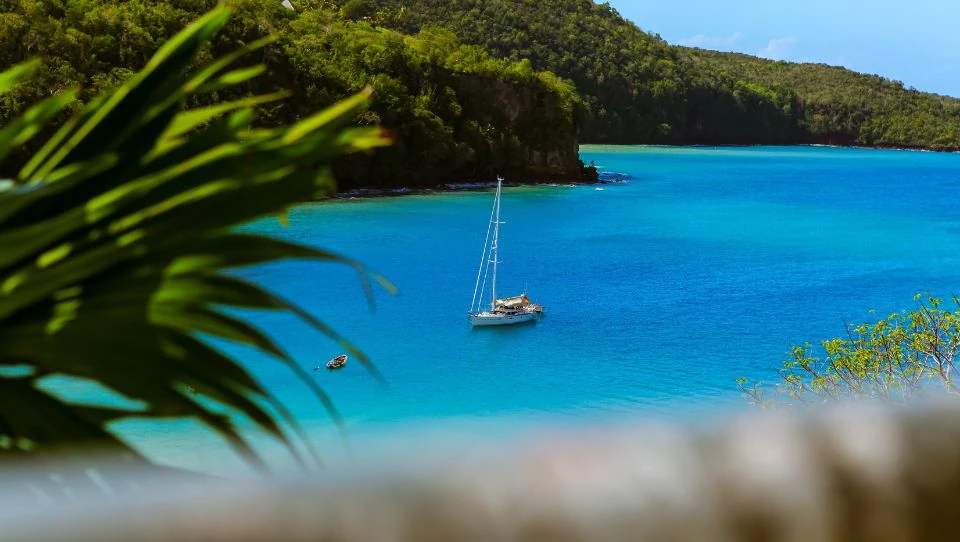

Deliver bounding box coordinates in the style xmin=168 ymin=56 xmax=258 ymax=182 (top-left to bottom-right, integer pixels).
xmin=0 ymin=7 xmax=393 ymax=476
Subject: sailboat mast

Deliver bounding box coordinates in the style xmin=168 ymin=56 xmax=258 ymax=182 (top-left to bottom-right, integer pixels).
xmin=470 ymin=180 xmax=499 ymax=314
xmin=490 ymin=179 xmax=502 ymax=310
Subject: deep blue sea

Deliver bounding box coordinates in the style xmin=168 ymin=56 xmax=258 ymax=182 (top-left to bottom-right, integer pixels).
xmin=98 ymin=145 xmax=960 ymax=474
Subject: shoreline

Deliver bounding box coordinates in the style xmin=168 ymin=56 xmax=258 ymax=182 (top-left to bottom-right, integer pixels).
xmin=333 ymin=173 xmax=627 ymax=200
xmin=580 ymin=142 xmax=960 ymax=154
xmin=330 ymin=141 xmax=959 ymax=200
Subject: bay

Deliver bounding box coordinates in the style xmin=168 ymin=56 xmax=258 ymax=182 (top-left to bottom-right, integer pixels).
xmin=103 ymin=145 xmax=960 ymax=474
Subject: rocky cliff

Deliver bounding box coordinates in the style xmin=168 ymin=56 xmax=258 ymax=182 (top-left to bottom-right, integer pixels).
xmin=333 ymin=68 xmax=595 ymax=191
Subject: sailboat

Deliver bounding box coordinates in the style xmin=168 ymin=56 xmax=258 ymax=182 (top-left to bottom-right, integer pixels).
xmin=468 ymin=178 xmax=545 ymax=327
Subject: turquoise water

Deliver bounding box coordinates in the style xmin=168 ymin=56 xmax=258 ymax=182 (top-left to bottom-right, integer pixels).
xmin=110 ymin=145 xmax=960 ymax=473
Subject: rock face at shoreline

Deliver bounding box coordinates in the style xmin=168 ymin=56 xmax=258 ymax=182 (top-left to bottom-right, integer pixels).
xmin=332 ymin=68 xmax=594 ymax=191
xmin=463 ymin=73 xmax=584 ymax=182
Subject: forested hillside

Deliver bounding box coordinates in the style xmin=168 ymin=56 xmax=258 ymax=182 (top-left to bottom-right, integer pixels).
xmin=372 ymin=0 xmax=960 ymax=150
xmin=688 ymin=49 xmax=960 ymax=149
xmin=0 ymin=0 xmax=592 ymax=189
xmin=373 ymin=0 xmax=802 ymax=144
xmin=3 ymin=0 xmax=958 ymax=192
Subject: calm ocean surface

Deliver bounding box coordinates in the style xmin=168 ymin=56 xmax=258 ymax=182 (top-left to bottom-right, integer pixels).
xmin=102 ymin=145 xmax=960 ymax=474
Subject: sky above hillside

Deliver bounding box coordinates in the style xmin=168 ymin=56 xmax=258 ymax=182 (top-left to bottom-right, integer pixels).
xmin=607 ymin=0 xmax=959 ymax=97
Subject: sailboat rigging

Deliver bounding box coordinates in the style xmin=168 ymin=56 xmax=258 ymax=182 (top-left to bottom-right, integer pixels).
xmin=468 ymin=179 xmax=544 ymax=327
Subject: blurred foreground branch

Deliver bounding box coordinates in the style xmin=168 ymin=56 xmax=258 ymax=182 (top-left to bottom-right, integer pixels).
xmin=5 ymin=401 xmax=960 ymax=542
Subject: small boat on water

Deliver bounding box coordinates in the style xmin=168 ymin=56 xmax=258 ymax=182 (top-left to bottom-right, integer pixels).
xmin=326 ymin=354 xmax=347 ymax=370
xmin=468 ymin=178 xmax=545 ymax=327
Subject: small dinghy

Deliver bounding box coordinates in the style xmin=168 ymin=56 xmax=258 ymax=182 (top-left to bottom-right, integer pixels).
xmin=326 ymin=354 xmax=347 ymax=370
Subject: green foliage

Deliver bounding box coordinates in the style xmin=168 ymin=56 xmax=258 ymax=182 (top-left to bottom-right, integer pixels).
xmin=283 ymin=8 xmax=587 ymax=185
xmin=341 ymin=0 xmax=374 ymax=20
xmin=372 ymin=0 xmax=960 ymax=149
xmin=691 ymin=49 xmax=960 ymax=150
xmin=370 ymin=0 xmax=803 ymax=144
xmin=0 ymin=0 xmax=591 ymax=190
xmin=738 ymin=295 xmax=960 ymax=408
xmin=0 ymin=7 xmax=393 ymax=473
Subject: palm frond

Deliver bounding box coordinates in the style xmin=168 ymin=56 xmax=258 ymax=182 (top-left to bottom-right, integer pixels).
xmin=0 ymin=6 xmax=393 ymax=476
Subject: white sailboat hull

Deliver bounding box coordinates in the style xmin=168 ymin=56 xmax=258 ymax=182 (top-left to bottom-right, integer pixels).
xmin=469 ymin=310 xmax=540 ymax=326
